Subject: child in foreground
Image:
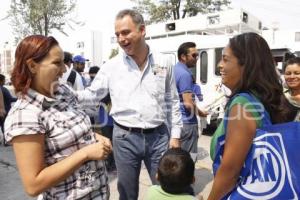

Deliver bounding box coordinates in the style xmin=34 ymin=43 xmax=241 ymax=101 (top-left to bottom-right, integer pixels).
xmin=145 ymin=148 xmax=203 ymax=200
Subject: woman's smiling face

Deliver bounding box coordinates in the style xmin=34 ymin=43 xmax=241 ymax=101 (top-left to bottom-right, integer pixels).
xmin=284 ymin=63 xmax=300 ymax=91
xmin=218 ymin=45 xmax=243 ymax=91
xmin=30 ymin=45 xmax=66 ymax=97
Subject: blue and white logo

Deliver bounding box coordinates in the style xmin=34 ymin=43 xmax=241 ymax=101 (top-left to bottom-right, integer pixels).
xmin=233 ymin=133 xmax=297 ymax=199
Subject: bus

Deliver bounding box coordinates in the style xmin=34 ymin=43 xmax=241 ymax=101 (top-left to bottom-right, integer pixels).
xmin=145 ymin=8 xmax=262 ymax=128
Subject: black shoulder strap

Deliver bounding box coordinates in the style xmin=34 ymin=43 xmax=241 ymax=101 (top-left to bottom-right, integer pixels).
xmin=67 ymin=70 xmax=76 ymax=86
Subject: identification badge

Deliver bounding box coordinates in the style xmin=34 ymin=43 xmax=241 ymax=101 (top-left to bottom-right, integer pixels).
xmin=151 ymin=64 xmax=167 ymax=77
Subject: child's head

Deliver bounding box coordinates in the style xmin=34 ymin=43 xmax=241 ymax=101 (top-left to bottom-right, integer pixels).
xmin=157 ymin=148 xmax=195 ymax=194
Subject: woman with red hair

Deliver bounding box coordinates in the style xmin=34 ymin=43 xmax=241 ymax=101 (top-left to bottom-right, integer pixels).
xmin=4 ymin=35 xmax=111 ymax=199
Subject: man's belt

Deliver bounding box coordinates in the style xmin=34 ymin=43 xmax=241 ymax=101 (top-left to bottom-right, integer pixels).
xmin=115 ymin=122 xmax=158 ymax=134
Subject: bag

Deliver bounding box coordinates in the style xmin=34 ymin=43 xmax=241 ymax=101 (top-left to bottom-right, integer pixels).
xmin=213 ymin=93 xmax=300 ymax=200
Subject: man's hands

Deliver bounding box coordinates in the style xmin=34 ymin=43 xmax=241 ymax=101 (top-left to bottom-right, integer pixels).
xmin=198 ymin=109 xmax=209 ymax=117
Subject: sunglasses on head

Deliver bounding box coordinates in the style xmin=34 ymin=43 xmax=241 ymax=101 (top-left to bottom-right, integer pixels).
xmin=187 ymin=53 xmax=199 ymax=59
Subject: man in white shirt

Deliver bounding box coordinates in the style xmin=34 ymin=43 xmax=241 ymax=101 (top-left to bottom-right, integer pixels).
xmin=73 ymin=55 xmax=87 ymax=88
xmin=76 ymin=9 xmax=182 ymax=200
xmin=60 ymin=52 xmax=84 ymax=90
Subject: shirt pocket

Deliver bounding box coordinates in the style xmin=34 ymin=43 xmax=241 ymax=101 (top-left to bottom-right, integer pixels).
xmin=147 ymin=74 xmax=166 ymax=98
xmin=155 ymin=76 xmax=166 ymax=93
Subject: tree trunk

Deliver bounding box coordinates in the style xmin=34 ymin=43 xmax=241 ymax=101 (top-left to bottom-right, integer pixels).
xmin=44 ymin=13 xmax=48 ymax=36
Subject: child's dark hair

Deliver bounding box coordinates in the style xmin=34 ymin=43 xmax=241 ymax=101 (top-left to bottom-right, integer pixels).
xmin=157 ymin=148 xmax=194 ymax=194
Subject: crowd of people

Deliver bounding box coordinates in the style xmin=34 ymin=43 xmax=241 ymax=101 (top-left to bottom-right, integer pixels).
xmin=1 ymin=8 xmax=299 ymax=200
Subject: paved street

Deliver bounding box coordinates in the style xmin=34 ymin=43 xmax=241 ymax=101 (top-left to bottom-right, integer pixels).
xmin=0 ymin=135 xmax=213 ymax=200
xmin=0 ymin=144 xmax=33 ymax=200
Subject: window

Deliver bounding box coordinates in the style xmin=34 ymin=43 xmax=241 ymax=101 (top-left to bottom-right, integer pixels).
xmin=242 ymin=12 xmax=248 ymax=23
xmin=295 ymin=32 xmax=300 ymax=42
xmin=165 ymin=23 xmax=176 ymax=32
xmin=215 ymin=48 xmax=223 ymax=76
xmin=258 ymin=21 xmax=262 ymax=30
xmin=207 ymin=15 xmax=220 ymax=25
xmin=190 ymin=63 xmax=196 ymax=80
xmin=162 ymin=52 xmax=177 ymax=66
xmin=200 ymin=51 xmax=208 ymax=83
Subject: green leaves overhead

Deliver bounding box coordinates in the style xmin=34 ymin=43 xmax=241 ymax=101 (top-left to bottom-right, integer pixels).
xmin=131 ymin=0 xmax=231 ymax=24
xmin=8 ymin=0 xmax=77 ymax=44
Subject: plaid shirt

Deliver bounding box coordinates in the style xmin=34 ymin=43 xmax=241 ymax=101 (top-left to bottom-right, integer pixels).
xmin=5 ymin=85 xmax=109 ymax=200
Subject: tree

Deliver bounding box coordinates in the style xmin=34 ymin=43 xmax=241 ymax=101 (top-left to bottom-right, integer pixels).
xmin=109 ymin=48 xmax=119 ymax=59
xmin=131 ymin=0 xmax=231 ymax=24
xmin=7 ymin=0 xmax=79 ymax=44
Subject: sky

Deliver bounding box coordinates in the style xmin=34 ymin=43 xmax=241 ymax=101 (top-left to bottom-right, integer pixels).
xmin=230 ymin=0 xmax=300 ymax=29
xmin=1 ymin=0 xmax=300 ymax=48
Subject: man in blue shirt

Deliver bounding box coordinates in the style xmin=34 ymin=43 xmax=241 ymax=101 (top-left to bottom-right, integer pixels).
xmin=174 ymin=42 xmax=207 ymax=153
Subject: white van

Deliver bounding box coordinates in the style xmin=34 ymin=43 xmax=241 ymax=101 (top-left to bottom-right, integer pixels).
xmin=145 ymin=8 xmax=263 ymax=126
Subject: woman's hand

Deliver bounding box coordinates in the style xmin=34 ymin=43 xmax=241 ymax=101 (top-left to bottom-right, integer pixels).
xmin=12 ymin=133 xmax=113 ymax=196
xmin=82 ymin=134 xmax=112 ymax=160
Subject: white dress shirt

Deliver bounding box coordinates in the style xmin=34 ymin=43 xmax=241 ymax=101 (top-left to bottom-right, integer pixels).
xmin=77 ymin=49 xmax=182 ymax=138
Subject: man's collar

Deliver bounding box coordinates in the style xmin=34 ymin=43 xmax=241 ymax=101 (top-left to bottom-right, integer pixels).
xmin=123 ymin=45 xmax=152 ymax=61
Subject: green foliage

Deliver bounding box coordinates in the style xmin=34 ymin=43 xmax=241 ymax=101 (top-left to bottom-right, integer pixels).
xmin=7 ymin=0 xmax=77 ymax=44
xmin=109 ymin=48 xmax=119 ymax=59
xmin=131 ymin=0 xmax=231 ymax=24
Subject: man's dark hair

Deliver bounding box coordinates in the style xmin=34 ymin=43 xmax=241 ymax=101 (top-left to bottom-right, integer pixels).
xmin=64 ymin=51 xmax=73 ymax=64
xmin=177 ymin=42 xmax=196 ymax=61
xmin=89 ymin=66 xmax=100 ymax=74
xmin=0 ymin=74 xmax=5 ymax=83
xmin=157 ymin=148 xmax=194 ymax=194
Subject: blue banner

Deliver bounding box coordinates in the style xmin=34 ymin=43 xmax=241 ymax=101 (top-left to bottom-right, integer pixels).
xmin=227 ymin=122 xmax=300 ymax=199
xmin=213 ymin=93 xmax=300 ymax=199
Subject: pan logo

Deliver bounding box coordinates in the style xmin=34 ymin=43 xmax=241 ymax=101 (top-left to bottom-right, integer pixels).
xmin=236 ymin=134 xmax=297 ymax=199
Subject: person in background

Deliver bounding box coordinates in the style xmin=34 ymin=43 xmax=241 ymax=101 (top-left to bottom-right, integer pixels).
xmin=60 ymin=51 xmax=84 ymax=90
xmin=76 ymin=9 xmax=182 ymax=200
xmin=4 ymin=35 xmax=112 ymax=199
xmin=88 ymin=66 xmax=100 ymax=86
xmin=73 ymin=55 xmax=87 ymax=87
xmin=98 ymin=94 xmax=115 ymax=172
xmin=174 ymin=42 xmax=207 ymax=153
xmin=284 ymin=57 xmax=300 ymax=121
xmin=89 ymin=67 xmax=114 ymax=170
xmin=0 ymin=74 xmax=17 ymax=112
xmin=145 ymin=148 xmax=200 ymax=200
xmin=208 ymin=32 xmax=296 ymax=200
xmin=0 ymin=89 xmax=6 ymax=145
xmin=85 ymin=66 xmax=101 ymax=126
xmin=0 ymin=74 xmax=17 ymax=133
